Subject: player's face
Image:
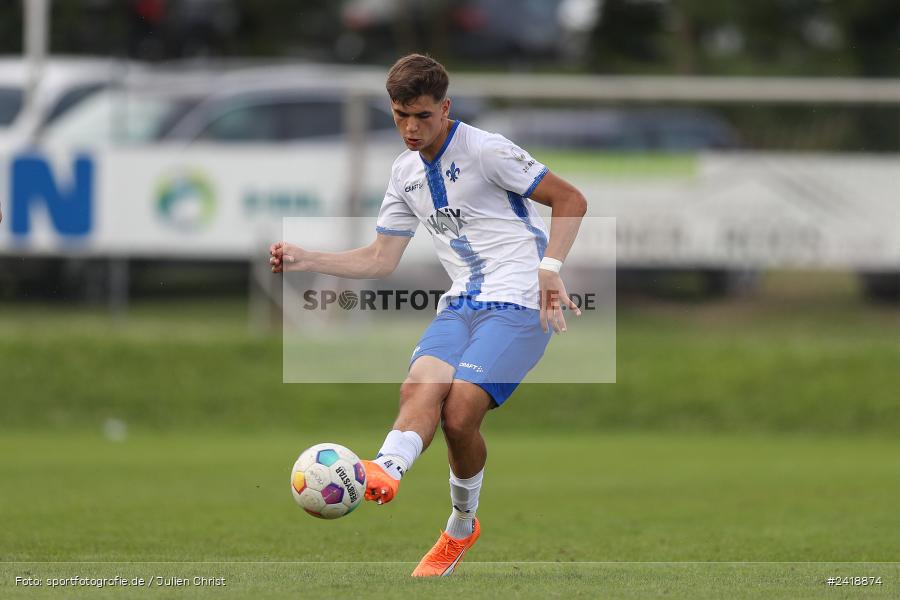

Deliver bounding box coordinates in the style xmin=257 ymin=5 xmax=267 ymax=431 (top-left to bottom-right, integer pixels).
xmin=391 ymin=95 xmax=451 ymax=156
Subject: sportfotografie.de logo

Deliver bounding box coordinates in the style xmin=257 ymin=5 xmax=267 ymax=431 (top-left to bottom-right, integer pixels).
xmin=301 ymin=289 xmax=597 ymax=312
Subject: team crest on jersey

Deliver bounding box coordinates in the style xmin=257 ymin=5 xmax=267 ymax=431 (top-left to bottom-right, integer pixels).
xmin=425 ymin=207 xmax=467 ymax=238
xmin=445 ymin=162 xmax=461 ymax=182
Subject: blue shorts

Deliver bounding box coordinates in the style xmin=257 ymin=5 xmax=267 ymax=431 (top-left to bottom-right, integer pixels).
xmin=409 ymin=296 xmax=552 ymax=407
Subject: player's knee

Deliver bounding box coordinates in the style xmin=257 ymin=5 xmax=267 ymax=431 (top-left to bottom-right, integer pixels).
xmin=440 ymin=407 xmax=477 ymax=441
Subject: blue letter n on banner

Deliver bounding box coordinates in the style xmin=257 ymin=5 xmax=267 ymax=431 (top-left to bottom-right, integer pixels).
xmin=11 ymin=154 xmax=93 ymax=236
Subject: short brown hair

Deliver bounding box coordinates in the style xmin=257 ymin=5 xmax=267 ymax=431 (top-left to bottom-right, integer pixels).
xmin=385 ymin=54 xmax=449 ymax=105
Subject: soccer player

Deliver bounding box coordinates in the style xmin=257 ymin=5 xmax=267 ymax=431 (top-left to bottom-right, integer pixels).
xmin=270 ymin=54 xmax=586 ymax=577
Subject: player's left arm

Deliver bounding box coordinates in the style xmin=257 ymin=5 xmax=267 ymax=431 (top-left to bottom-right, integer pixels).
xmin=529 ymin=171 xmax=588 ymax=333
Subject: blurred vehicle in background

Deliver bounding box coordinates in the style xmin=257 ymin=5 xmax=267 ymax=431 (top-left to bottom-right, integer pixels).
xmin=40 ymin=71 xmax=210 ymax=146
xmin=161 ymin=65 xmax=399 ymax=144
xmin=40 ymin=63 xmax=486 ymax=146
xmin=475 ymin=107 xmax=741 ymax=152
xmin=0 ymin=57 xmax=141 ymax=148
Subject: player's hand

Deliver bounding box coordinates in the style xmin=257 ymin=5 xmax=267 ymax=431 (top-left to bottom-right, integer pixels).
xmin=269 ymin=241 xmax=308 ymax=273
xmin=538 ymin=269 xmax=581 ymax=333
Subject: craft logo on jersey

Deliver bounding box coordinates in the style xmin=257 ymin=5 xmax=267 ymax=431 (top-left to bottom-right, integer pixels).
xmin=424 ymin=206 xmax=467 ymax=238
xmin=445 ymin=162 xmax=461 ymax=182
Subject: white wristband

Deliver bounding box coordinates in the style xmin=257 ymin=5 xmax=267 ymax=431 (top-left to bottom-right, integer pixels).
xmin=539 ymin=257 xmax=563 ymax=273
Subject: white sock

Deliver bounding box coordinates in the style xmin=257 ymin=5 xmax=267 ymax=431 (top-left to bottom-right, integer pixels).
xmin=374 ymin=430 xmax=423 ymax=480
xmin=445 ymin=467 xmax=484 ymax=539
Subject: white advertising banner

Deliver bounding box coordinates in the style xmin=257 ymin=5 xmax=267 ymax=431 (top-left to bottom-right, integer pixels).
xmin=0 ymin=143 xmax=397 ymax=259
xmin=1 ymin=146 xmax=899 ymax=270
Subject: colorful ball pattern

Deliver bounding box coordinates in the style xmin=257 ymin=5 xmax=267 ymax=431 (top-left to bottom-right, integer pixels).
xmin=291 ymin=443 xmax=367 ymax=519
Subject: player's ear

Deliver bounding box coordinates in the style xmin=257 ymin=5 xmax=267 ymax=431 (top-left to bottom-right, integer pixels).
xmin=442 ymin=97 xmax=451 ymax=118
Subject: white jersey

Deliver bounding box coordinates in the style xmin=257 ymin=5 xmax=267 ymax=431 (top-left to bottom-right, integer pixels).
xmin=376 ymin=121 xmax=550 ymax=312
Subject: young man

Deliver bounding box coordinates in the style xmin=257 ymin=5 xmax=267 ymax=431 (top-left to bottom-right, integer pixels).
xmin=270 ymin=54 xmax=586 ymax=577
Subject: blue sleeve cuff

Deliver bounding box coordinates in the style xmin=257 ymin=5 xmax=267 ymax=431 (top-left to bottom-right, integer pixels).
xmin=376 ymin=226 xmax=415 ymax=237
xmin=524 ymin=166 xmax=549 ymax=198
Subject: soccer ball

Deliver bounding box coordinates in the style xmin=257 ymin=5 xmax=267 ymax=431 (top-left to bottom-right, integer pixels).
xmin=291 ymin=443 xmax=366 ymax=519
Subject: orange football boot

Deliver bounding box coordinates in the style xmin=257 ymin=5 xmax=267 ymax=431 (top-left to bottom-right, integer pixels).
xmin=411 ymin=518 xmax=481 ymax=577
xmin=361 ymin=460 xmax=400 ymax=504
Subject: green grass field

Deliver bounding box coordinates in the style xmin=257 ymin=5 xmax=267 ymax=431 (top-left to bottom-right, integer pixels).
xmin=2 ymin=432 xmax=899 ymax=598
xmin=2 ymin=273 xmax=899 ymax=598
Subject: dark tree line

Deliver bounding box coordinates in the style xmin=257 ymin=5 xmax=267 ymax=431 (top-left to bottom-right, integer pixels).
xmin=1 ymin=0 xmax=897 ymax=77
xmin=590 ymin=0 xmax=900 ymax=77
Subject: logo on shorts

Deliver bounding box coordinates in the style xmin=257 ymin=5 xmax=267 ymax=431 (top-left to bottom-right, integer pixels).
xmin=458 ymin=361 xmax=484 ymax=373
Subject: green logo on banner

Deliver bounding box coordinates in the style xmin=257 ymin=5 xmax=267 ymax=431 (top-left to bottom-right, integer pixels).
xmin=156 ymin=171 xmax=216 ymax=231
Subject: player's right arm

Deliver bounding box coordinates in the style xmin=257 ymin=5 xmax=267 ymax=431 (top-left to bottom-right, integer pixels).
xmin=271 ymin=161 xmax=416 ymax=279
xmin=269 ymin=233 xmax=411 ymax=279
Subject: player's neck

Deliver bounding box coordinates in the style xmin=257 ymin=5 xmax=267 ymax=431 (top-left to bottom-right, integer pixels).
xmin=419 ymin=119 xmax=454 ymax=163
